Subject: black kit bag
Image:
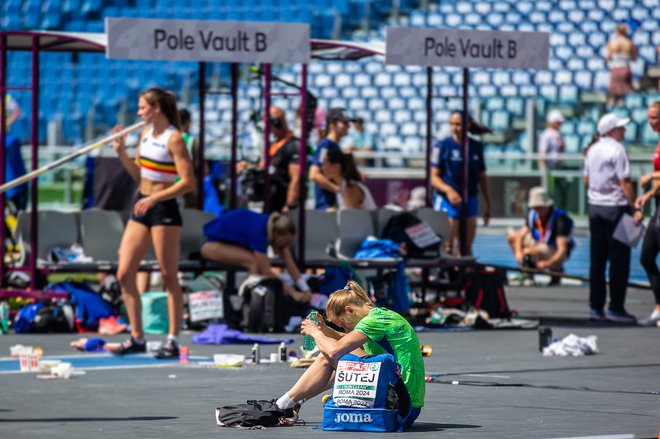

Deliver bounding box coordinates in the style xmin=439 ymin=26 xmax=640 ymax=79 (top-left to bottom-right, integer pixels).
xmin=243 ymin=278 xmax=307 ymax=333
xmin=31 ymin=302 xmax=76 ymax=333
xmin=463 ymin=268 xmax=512 ymax=320
xmin=382 ymin=213 xmax=442 ymax=259
xmin=216 ymin=400 xmax=290 ymax=429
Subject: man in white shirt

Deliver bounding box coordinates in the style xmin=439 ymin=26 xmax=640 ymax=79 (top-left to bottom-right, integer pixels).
xmin=583 ymin=113 xmax=636 ymax=323
xmin=538 ymin=110 xmax=565 ymax=170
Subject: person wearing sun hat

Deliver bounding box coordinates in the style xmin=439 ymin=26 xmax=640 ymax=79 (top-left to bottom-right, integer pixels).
xmin=583 ymin=112 xmax=636 ymax=323
xmin=506 ymin=187 xmax=575 ymax=282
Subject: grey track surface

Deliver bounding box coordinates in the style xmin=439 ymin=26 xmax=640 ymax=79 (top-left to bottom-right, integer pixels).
xmin=1 ymin=284 xmax=659 ymax=438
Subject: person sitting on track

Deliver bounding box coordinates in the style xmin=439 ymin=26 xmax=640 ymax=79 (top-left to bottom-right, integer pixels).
xmin=273 ymin=281 xmax=425 ymax=427
xmin=506 ymin=186 xmax=575 ymax=281
xmin=200 ymin=209 xmax=312 ymax=304
xmin=112 ymin=87 xmax=194 ymax=359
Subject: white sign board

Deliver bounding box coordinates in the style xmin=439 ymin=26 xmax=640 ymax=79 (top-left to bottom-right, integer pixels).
xmin=333 ymin=360 xmax=382 ymax=408
xmin=189 ymin=291 xmax=223 ymax=322
xmin=386 ymin=27 xmax=549 ymax=69
xmin=106 ymin=18 xmax=310 ymax=64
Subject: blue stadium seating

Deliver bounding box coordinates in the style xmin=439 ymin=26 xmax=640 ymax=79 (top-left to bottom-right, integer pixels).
xmin=3 ymin=0 xmax=660 ymax=156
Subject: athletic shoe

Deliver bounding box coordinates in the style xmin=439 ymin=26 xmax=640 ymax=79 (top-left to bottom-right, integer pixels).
xmin=589 ymin=309 xmax=606 ymax=321
xmin=548 ymin=266 xmax=564 ymax=286
xmin=279 ymin=403 xmax=301 ymax=426
xmin=154 ymin=340 xmax=179 ymax=359
xmin=605 ymin=309 xmax=636 ymax=323
xmin=637 ymin=310 xmax=660 ymax=326
xmin=112 ymin=337 xmax=147 ymax=356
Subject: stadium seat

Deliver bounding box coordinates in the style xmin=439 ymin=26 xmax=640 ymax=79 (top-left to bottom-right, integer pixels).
xmin=180 ymin=209 xmax=214 ymax=261
xmin=16 ymin=210 xmax=79 ymax=266
xmin=336 ymin=209 xmax=377 ymax=260
xmin=79 ymin=209 xmax=124 ymax=263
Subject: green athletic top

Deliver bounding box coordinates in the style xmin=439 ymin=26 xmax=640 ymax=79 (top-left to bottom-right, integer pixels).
xmin=354 ymin=307 xmax=426 ymax=408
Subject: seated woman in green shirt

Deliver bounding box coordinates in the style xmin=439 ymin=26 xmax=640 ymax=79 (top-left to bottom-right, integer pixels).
xmin=274 ymin=281 xmax=425 ymax=427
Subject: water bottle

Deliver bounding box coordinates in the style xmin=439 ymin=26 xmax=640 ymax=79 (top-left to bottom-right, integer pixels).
xmin=0 ymin=301 xmax=9 ymax=334
xmin=302 ymin=310 xmax=318 ymax=351
xmin=538 ymin=327 xmax=552 ymax=352
xmin=279 ymin=342 xmax=287 ymax=362
xmin=179 ymin=345 xmax=189 ymax=364
xmin=251 ymin=343 xmax=260 ymax=364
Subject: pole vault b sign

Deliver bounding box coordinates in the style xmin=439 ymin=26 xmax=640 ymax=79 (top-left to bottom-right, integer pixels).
xmin=386 ymin=27 xmax=549 ymax=69
xmin=106 ymin=18 xmax=310 ymax=64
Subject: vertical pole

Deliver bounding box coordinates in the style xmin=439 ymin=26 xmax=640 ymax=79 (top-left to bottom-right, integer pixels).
xmin=262 ymin=64 xmax=272 ymax=213
xmin=298 ymin=64 xmax=309 ymax=266
xmin=29 ymin=37 xmax=39 ymax=290
xmin=421 ymin=66 xmax=434 ymax=303
xmin=459 ymin=68 xmax=469 ymax=257
xmin=229 ymin=63 xmax=238 ymax=210
xmin=425 ymin=67 xmax=433 ymax=207
xmin=227 ymin=63 xmax=239 ymax=293
xmin=0 ymin=35 xmax=6 ymax=287
xmin=197 ymin=62 xmax=206 ymax=209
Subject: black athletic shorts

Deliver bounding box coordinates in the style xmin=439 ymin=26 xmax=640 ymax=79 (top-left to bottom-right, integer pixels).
xmin=130 ymin=192 xmax=182 ymax=228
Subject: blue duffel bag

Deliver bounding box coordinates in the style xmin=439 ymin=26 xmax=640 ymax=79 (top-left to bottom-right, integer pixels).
xmin=321 ymin=353 xmax=411 ymax=432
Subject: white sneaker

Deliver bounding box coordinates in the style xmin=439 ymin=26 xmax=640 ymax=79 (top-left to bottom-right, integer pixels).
xmin=638 ymin=310 xmax=660 ymax=326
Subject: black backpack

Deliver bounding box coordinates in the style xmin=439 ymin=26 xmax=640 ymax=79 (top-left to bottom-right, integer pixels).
xmin=31 ymin=302 xmax=76 ymax=333
xmin=242 ymin=278 xmax=307 ymax=333
xmin=463 ymin=269 xmax=512 ymax=320
xmin=216 ymin=400 xmax=289 ymax=428
xmin=382 ymin=212 xmax=442 ymax=259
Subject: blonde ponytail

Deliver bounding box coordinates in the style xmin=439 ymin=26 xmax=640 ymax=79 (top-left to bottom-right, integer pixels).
xmin=326 ymin=280 xmax=374 ymax=319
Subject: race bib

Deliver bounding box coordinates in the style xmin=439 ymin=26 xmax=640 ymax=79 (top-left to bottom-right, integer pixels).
xmin=333 ymin=360 xmax=382 ymax=408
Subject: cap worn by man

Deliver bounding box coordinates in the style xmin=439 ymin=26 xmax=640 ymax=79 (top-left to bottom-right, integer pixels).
xmin=546 ymin=110 xmax=565 ymax=124
xmin=326 ymin=108 xmax=352 ymax=124
xmin=528 ymin=186 xmax=554 ymax=209
xmin=597 ymin=113 xmax=630 ymax=135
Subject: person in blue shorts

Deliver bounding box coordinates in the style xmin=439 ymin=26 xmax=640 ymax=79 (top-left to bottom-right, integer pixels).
xmin=430 ymin=112 xmax=492 ymax=256
xmin=200 ymin=209 xmax=311 ymax=304
xmin=309 ymin=108 xmax=352 ymax=211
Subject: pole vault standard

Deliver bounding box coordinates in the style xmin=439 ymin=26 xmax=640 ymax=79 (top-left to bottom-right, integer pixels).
xmin=386 ymin=27 xmax=549 ymax=256
xmin=0 ymin=122 xmax=145 ymax=194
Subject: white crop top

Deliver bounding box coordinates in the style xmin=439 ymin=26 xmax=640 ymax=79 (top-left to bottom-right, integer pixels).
xmin=139 ymin=125 xmax=178 ymax=182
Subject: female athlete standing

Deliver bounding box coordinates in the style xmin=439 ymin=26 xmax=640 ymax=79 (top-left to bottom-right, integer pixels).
xmin=112 ymin=87 xmax=194 ymax=358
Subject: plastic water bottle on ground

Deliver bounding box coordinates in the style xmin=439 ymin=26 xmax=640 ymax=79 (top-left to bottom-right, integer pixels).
xmin=0 ymin=301 xmax=9 ymax=334
xmin=303 ymin=311 xmax=318 ymax=351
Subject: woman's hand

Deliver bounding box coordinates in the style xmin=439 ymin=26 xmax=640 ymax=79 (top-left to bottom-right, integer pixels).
xmin=483 ymin=204 xmax=492 ymax=226
xmin=634 ymin=209 xmax=644 ymax=225
xmin=446 ymin=188 xmax=462 ymax=205
xmin=301 ymin=318 xmax=322 ymax=338
xmin=133 ymin=195 xmax=157 ymax=217
xmin=112 ymin=125 xmax=127 ymax=153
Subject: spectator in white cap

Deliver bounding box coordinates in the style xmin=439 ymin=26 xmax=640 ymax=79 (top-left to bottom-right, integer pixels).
xmin=538 ymin=110 xmax=566 ymax=171
xmin=582 ymin=113 xmax=636 ymax=322
xmin=506 ymin=186 xmax=575 ymax=285
xmin=539 ymin=109 xmax=568 ymax=208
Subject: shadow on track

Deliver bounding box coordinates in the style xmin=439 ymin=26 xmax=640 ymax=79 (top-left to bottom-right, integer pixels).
xmin=409 ymin=422 xmax=481 ymax=432
xmin=0 ymin=416 xmax=178 ymax=423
